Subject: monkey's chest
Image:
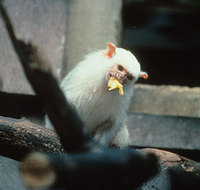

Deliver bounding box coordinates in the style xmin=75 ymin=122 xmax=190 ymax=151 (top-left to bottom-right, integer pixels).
xmin=63 ymin=81 xmax=131 ymax=144
xmin=77 ymin=92 xmax=124 ymax=133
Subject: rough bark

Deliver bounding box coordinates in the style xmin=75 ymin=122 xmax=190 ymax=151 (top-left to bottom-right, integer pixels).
xmin=0 ymin=116 xmax=63 ymax=161
xmin=142 ymin=148 xmax=200 ymax=190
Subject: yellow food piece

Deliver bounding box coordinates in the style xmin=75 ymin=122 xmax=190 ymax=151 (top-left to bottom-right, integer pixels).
xmin=107 ymin=77 xmax=124 ymax=96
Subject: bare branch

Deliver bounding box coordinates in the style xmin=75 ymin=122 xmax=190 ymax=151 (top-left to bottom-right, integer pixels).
xmin=142 ymin=148 xmax=200 ymax=190
xmin=0 ymin=116 xmax=63 ymax=161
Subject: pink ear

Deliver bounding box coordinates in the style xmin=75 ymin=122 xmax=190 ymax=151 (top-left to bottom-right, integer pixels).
xmin=103 ymin=42 xmax=116 ymax=58
xmin=139 ymin=72 xmax=148 ymax=79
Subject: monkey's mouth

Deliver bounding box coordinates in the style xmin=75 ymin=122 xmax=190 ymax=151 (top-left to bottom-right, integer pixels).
xmin=107 ymin=72 xmax=126 ymax=85
xmin=108 ymin=70 xmax=135 ymax=84
xmin=107 ymin=76 xmax=124 ymax=96
xmin=107 ymin=67 xmax=135 ymax=96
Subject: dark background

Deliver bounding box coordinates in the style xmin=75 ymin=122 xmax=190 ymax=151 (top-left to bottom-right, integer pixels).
xmin=122 ymin=0 xmax=200 ymax=87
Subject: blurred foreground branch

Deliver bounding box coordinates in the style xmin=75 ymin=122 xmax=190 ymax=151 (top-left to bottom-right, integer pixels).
xmin=0 ymin=0 xmax=91 ymax=152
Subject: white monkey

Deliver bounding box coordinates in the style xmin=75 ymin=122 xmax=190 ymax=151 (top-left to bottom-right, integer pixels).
xmin=46 ymin=43 xmax=147 ymax=147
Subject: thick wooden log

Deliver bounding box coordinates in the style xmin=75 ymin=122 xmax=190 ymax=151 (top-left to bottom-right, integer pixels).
xmin=0 ymin=116 xmax=63 ymax=161
xmin=142 ymin=148 xmax=200 ymax=190
xmin=1 ymin=115 xmax=200 ymax=189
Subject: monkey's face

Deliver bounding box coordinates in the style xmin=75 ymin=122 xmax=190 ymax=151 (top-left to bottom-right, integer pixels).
xmin=104 ymin=43 xmax=148 ymax=96
xmin=107 ymin=63 xmax=134 ymax=85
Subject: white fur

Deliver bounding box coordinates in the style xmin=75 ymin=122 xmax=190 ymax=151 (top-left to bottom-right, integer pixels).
xmin=47 ymin=45 xmax=143 ymax=147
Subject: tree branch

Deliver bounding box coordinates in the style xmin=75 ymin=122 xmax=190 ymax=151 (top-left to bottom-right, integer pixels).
xmin=142 ymin=148 xmax=200 ymax=190
xmin=0 ymin=116 xmax=159 ymax=189
xmin=0 ymin=115 xmax=199 ymax=189
xmin=0 ymin=116 xmax=63 ymax=161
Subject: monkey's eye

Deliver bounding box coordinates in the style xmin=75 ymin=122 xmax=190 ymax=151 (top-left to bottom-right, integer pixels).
xmin=117 ymin=65 xmax=124 ymax=71
xmin=127 ymin=74 xmax=134 ymax=80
